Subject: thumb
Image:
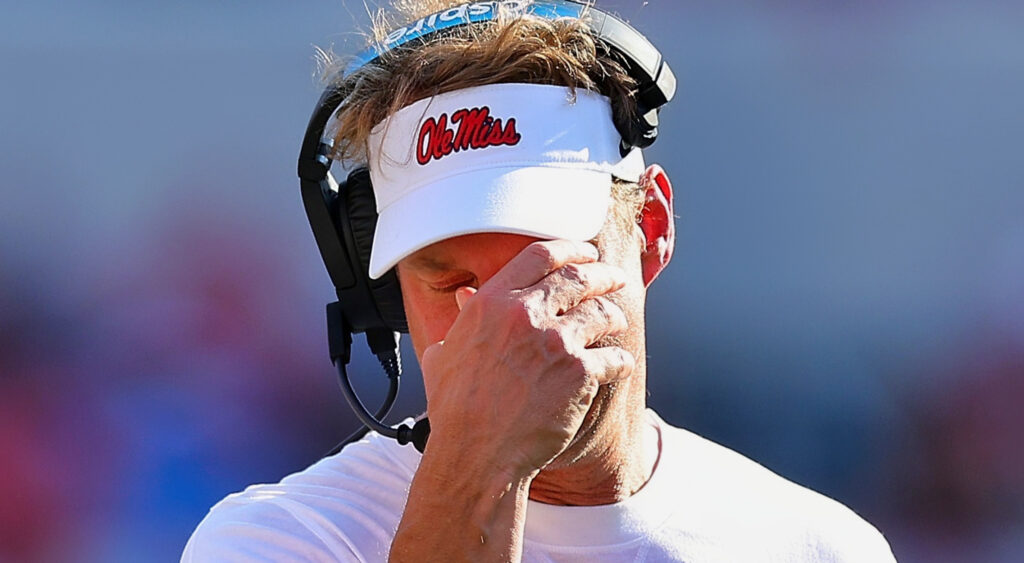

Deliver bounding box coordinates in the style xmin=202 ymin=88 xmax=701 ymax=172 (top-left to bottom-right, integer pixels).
xmin=454 ymin=286 xmax=478 ymax=311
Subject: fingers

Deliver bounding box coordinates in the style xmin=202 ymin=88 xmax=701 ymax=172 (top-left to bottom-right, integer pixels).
xmin=486 ymin=240 xmax=599 ymax=292
xmin=537 ymin=262 xmax=628 ymax=316
xmin=474 ymin=240 xmax=625 ymax=319
xmin=560 ymin=295 xmax=628 ymax=346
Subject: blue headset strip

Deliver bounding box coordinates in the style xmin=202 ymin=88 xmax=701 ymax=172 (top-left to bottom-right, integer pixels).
xmin=346 ymin=0 xmax=585 ymax=74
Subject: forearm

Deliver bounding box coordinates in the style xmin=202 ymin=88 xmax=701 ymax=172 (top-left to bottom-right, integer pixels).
xmin=389 ymin=440 xmax=535 ymax=562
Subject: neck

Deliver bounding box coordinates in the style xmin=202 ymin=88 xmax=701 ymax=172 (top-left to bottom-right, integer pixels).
xmin=527 ymin=369 xmax=657 ymax=506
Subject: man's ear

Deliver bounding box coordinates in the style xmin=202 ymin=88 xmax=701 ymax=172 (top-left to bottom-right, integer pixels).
xmin=637 ymin=164 xmax=675 ymax=287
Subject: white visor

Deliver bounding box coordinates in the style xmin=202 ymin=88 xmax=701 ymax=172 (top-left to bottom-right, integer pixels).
xmin=366 ymin=83 xmax=645 ymax=279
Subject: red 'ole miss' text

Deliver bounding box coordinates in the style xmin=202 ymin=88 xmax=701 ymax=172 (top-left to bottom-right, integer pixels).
xmin=416 ymin=106 xmax=521 ymax=165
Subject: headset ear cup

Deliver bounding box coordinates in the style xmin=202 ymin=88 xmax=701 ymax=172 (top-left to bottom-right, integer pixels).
xmin=343 ymin=169 xmax=408 ymax=333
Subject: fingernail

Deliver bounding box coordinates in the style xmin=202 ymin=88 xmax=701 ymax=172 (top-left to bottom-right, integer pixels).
xmin=455 ymin=286 xmax=476 ymax=310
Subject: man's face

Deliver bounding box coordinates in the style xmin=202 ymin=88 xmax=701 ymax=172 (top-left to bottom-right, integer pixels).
xmin=395 ymin=226 xmax=650 ymax=469
xmin=397 ymin=232 xmax=542 ymax=362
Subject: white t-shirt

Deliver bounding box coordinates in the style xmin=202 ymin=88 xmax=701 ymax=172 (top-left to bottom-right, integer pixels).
xmin=182 ymin=411 xmax=896 ymax=562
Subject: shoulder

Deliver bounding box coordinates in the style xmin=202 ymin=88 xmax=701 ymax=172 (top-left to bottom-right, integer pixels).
xmin=182 ymin=430 xmax=421 ymax=563
xmin=653 ymin=413 xmax=896 ymax=562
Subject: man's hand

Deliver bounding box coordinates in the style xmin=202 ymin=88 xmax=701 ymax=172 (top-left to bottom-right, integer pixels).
xmin=390 ymin=239 xmax=636 ymax=562
xmin=419 ymin=239 xmax=636 ymax=479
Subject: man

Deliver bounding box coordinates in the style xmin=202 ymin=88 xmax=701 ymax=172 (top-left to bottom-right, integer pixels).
xmin=184 ymin=1 xmax=897 ymax=561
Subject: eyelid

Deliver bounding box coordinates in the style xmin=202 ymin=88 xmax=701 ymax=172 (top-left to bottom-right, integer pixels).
xmin=426 ymin=274 xmax=477 ymax=293
xmin=430 ymin=284 xmax=465 ymax=294
xmin=430 ymin=282 xmax=475 ymax=294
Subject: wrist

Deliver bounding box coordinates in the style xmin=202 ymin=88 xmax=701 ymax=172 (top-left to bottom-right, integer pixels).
xmin=392 ymin=435 xmax=536 ymax=561
xmin=423 ymin=422 xmax=541 ymax=484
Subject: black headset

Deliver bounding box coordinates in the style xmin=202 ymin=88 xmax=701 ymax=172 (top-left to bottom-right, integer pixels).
xmin=296 ymin=0 xmax=676 ymax=454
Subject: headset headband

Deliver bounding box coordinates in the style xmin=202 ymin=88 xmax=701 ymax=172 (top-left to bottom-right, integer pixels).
xmin=298 ymin=0 xmax=676 ymax=188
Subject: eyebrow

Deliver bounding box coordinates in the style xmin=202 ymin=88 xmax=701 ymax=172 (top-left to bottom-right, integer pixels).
xmin=403 ymin=254 xmax=457 ymax=272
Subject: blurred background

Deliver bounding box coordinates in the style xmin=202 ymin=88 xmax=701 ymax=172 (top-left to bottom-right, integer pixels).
xmin=1 ymin=0 xmax=1021 ymax=561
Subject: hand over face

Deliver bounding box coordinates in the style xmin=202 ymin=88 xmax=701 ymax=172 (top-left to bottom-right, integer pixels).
xmin=406 ymin=238 xmax=636 ymax=478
